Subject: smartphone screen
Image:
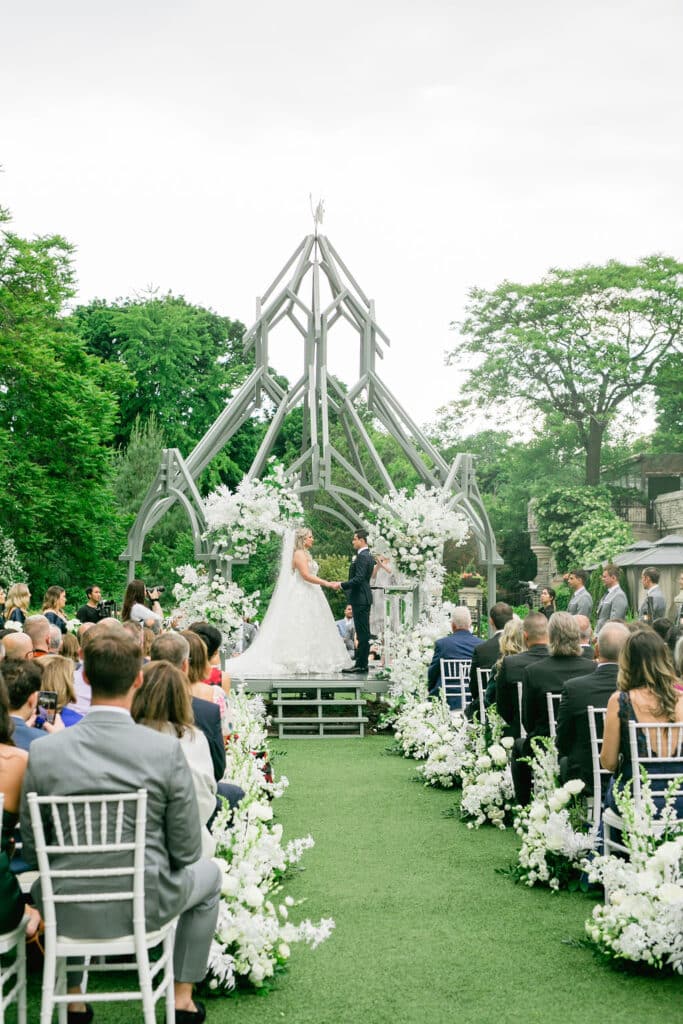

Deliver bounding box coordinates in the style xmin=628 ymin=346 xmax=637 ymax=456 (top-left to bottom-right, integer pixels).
xmin=37 ymin=690 xmax=58 ymax=725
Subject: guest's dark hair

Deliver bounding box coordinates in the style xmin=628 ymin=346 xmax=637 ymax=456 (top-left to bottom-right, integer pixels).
xmin=569 ymin=569 xmax=588 ymax=584
xmin=0 ymin=675 xmax=16 ymax=745
xmin=652 ymin=617 xmax=673 ymax=642
xmin=83 ymin=628 xmax=142 ymax=698
xmin=121 ymin=579 xmax=147 ymax=623
xmin=188 ymin=621 xmax=222 ymax=659
xmin=354 ymin=528 xmax=368 ymax=542
xmin=1 ymin=658 xmax=43 ymax=711
xmin=618 ymin=629 xmax=679 ymax=721
xmin=603 ymin=563 xmax=620 ymax=580
xmin=182 ymin=631 xmax=210 ymax=684
xmin=489 ymin=602 xmax=513 ymax=631
xmin=642 ymin=566 xmax=660 ymax=584
xmin=132 ymin=661 xmax=194 ymax=738
xmin=543 ymin=586 xmax=556 ymax=601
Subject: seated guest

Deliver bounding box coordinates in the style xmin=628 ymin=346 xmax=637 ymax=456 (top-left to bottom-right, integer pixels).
xmin=149 ymin=632 xmax=244 ymax=814
xmin=466 ymin=602 xmax=514 ymax=713
xmin=3 ymin=631 xmax=34 ymax=660
xmin=183 ymin=630 xmax=229 ymax=732
xmin=427 ymin=606 xmax=483 ymax=702
xmin=20 ymin=623 xmax=221 ymax=1024
xmin=4 ymin=583 xmax=31 ymax=627
xmin=132 ymin=660 xmax=217 ymax=856
xmin=48 ymin=624 xmax=63 ymax=652
xmin=556 ymin=622 xmax=629 ymax=793
xmin=39 ymin=654 xmax=83 ymax=727
xmin=61 ymin=632 xmax=80 ymax=660
xmin=335 ymin=605 xmax=356 ymax=657
xmin=573 ymin=614 xmax=596 ymax=660
xmin=23 ymin=615 xmax=51 ymax=658
xmin=72 ymin=623 xmax=97 ymax=716
xmin=41 ymin=586 xmax=68 ymax=635
xmin=539 ymin=586 xmax=556 ymax=620
xmin=495 ymin=612 xmax=549 ymax=736
xmin=0 ymin=675 xmax=41 ymax=937
xmin=601 ymin=629 xmax=683 ymax=809
xmin=3 ymin=659 xmax=50 ymax=750
xmin=188 ymin=621 xmax=231 ymax=694
xmin=512 ymin=612 xmax=595 ymax=806
xmin=486 ymin=617 xmax=524 ymax=706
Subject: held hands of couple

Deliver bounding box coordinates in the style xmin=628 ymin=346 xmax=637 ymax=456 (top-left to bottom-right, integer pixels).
xmin=324 ymin=580 xmax=342 ymax=590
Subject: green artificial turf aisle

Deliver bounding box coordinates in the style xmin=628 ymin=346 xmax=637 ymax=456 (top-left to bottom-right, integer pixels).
xmin=227 ymin=735 xmax=682 ymax=1024
xmin=18 ymin=735 xmax=683 ymax=1023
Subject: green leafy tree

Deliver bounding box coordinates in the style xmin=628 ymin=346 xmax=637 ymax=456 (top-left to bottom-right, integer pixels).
xmin=534 ymin=486 xmax=618 ymax=572
xmin=565 ymin=511 xmax=633 ymax=567
xmin=0 ymin=211 xmax=129 ymax=597
xmin=451 ymin=256 xmax=683 ymax=484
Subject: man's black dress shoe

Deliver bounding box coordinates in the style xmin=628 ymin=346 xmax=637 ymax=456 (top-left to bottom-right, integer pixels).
xmin=342 ymin=665 xmax=367 ymax=674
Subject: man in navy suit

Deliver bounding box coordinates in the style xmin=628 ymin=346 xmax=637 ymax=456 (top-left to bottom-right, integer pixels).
xmin=3 ymin=659 xmax=51 ymax=750
xmin=427 ymin=606 xmax=482 ymax=697
xmin=340 ymin=530 xmax=375 ymax=674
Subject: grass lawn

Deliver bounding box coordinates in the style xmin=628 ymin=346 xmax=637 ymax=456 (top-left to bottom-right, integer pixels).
xmin=17 ymin=736 xmax=683 ymax=1022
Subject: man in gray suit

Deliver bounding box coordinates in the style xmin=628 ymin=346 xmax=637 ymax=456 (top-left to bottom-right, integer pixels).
xmin=639 ymin=566 xmax=667 ymax=623
xmin=566 ymin=569 xmax=593 ymax=618
xmin=596 ymin=563 xmax=629 ymax=631
xmin=21 ymin=624 xmax=220 ymax=1024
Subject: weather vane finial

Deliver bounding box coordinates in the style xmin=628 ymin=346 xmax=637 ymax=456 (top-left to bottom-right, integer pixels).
xmin=309 ymin=194 xmax=325 ymax=234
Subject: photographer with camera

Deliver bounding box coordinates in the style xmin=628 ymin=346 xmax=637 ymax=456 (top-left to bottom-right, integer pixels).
xmin=122 ymin=578 xmax=164 ymax=633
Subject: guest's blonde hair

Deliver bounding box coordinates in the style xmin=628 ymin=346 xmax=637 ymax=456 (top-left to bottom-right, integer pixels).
xmin=39 ymin=655 xmax=76 ymax=711
xmin=5 ymin=583 xmax=30 ymax=617
xmin=293 ymin=527 xmax=312 ymax=551
xmin=494 ymin=617 xmax=524 ymax=676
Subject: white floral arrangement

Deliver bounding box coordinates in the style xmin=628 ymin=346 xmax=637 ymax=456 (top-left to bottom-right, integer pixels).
xmin=459 ymin=710 xmax=515 ymax=829
xmin=66 ymin=618 xmax=82 ymax=635
xmin=392 ymin=692 xmax=454 ymax=760
xmin=171 ymin=565 xmax=259 ymax=649
xmin=369 ymin=484 xmax=468 ymax=582
xmin=513 ymin=738 xmax=596 ymax=890
xmin=205 ymin=690 xmax=334 ymax=994
xmin=418 ymin=715 xmax=472 ymax=789
xmin=584 ymin=776 xmax=683 ymax=973
xmin=203 ymin=459 xmax=304 ymax=560
xmin=384 ymin=601 xmax=457 ymax=697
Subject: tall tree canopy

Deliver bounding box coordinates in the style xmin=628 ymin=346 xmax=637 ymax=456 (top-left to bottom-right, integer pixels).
xmin=451 ymin=256 xmax=683 ymax=484
xmin=0 ymin=209 xmax=128 ymax=594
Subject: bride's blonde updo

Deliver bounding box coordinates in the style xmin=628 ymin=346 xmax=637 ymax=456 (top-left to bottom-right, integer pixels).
xmin=293 ymin=527 xmax=312 ymax=551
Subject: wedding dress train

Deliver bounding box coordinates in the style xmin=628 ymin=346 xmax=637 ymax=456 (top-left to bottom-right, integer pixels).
xmin=229 ymin=530 xmax=352 ymax=679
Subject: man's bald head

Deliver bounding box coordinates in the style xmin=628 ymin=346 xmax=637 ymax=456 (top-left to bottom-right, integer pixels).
xmin=573 ymin=614 xmax=592 ymax=643
xmin=24 ymin=615 xmax=50 ymax=653
xmin=3 ymin=632 xmax=34 ymax=659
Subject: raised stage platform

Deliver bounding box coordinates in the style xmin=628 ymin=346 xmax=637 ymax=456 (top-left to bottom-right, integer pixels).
xmin=235 ymin=672 xmax=389 ymax=739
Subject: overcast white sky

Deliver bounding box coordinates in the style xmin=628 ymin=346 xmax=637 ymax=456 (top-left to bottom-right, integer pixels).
xmin=2 ymin=0 xmax=682 ymax=430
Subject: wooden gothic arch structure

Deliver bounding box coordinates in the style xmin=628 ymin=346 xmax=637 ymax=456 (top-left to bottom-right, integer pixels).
xmin=121 ymin=228 xmax=502 ymax=595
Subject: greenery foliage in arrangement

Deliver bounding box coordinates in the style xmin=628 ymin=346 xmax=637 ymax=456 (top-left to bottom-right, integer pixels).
xmin=534 ymin=486 xmax=633 ymax=572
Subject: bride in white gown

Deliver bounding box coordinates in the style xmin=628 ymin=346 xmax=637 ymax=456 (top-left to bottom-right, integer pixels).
xmin=229 ymin=526 xmax=352 ymax=679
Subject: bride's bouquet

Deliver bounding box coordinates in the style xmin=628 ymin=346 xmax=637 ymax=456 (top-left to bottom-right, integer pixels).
xmin=202 ymin=459 xmax=304 ymax=559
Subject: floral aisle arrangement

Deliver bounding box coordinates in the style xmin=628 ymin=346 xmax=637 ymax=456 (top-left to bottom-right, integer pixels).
xmin=512 ymin=738 xmax=596 ymax=890
xmin=383 ymin=601 xmax=456 ymax=698
xmin=584 ymin=776 xmax=683 ymax=973
xmin=369 ymin=484 xmax=468 ymax=582
xmin=459 ymin=710 xmax=515 ymax=829
xmin=391 ymin=692 xmax=455 ymax=760
xmin=203 ymin=459 xmax=304 ymax=560
xmin=418 ymin=714 xmax=472 ymax=789
xmin=206 ymin=690 xmax=334 ymax=993
xmin=171 ymin=564 xmax=260 ymax=649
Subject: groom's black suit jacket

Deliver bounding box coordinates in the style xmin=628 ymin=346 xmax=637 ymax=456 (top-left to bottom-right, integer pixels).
xmin=341 ymin=548 xmax=375 ymax=608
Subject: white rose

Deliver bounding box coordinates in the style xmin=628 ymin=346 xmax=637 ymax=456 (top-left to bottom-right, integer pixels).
xmin=278 ymin=943 xmax=291 ymax=959
xmin=564 ymin=779 xmax=585 ymax=795
xmin=220 ymin=873 xmax=240 ymax=897
xmin=250 ymin=964 xmax=266 ymax=985
xmin=249 ymin=802 xmax=273 ymax=821
xmin=548 ymin=795 xmax=566 ymax=813
xmin=488 ymin=743 xmax=507 ymax=765
xmin=501 ymin=736 xmax=514 ymax=750
xmin=475 ymin=756 xmax=492 ymax=770
xmin=243 ymin=885 xmax=264 ymax=908
xmin=657 ymin=883 xmax=683 ymax=905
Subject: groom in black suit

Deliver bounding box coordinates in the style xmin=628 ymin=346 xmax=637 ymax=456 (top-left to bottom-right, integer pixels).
xmin=339 ymin=529 xmax=375 ymax=674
